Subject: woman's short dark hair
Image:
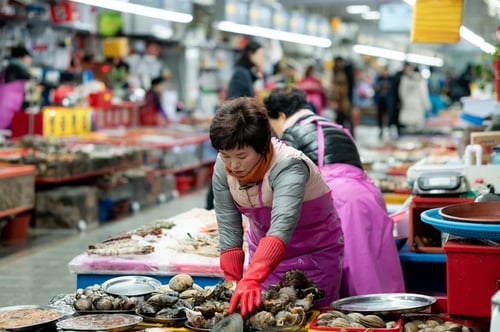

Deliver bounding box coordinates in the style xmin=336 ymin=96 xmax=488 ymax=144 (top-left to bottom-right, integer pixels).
xmin=235 ymin=40 xmax=262 ymax=69
xmin=264 ymin=87 xmax=311 ymax=119
xmin=210 ymin=97 xmax=271 ymax=154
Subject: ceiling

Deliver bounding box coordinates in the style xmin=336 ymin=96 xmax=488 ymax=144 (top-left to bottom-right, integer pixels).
xmin=276 ymin=0 xmax=499 ymax=55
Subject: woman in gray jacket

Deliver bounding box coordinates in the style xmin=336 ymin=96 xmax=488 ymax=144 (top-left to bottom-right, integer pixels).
xmin=210 ymin=97 xmax=343 ymax=317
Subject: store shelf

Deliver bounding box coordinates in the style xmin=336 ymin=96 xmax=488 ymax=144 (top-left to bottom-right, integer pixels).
xmin=35 ymin=162 xmax=142 ymax=184
xmin=155 ymin=158 xmax=216 ymax=176
xmin=0 ymin=205 xmax=33 ymax=219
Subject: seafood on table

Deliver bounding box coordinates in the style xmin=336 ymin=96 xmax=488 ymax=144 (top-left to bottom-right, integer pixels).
xmin=315 ymin=310 xmax=397 ymax=329
xmin=86 ymin=220 xmax=174 ymax=256
xmin=171 ymin=231 xmax=221 ymax=258
xmin=137 ymin=274 xmax=210 ymax=321
xmin=0 ymin=307 xmax=62 ymax=329
xmin=72 ymin=284 xmax=139 ymax=312
xmin=184 ymin=269 xmax=324 ymax=331
xmin=403 ymin=316 xmax=475 ymax=332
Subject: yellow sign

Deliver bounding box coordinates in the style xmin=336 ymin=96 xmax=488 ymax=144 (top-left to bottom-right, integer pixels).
xmin=43 ymin=106 xmax=92 ymax=137
xmin=411 ymin=0 xmax=463 ymax=43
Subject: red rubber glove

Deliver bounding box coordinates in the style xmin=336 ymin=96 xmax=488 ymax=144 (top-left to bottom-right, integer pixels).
xmin=220 ymin=248 xmax=245 ymax=281
xmin=229 ymin=235 xmax=286 ymax=317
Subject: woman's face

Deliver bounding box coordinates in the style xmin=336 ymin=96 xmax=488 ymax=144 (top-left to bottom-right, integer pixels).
xmin=219 ymin=145 xmax=262 ymax=177
xmin=268 ymin=112 xmax=287 ymax=137
xmin=250 ymin=48 xmax=265 ymax=72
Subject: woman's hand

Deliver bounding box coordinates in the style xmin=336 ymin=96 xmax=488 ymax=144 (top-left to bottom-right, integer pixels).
xmin=229 ymin=279 xmax=262 ymax=317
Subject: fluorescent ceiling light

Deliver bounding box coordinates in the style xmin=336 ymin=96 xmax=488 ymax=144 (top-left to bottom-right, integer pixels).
xmin=215 ymin=21 xmax=332 ymax=48
xmin=361 ymin=11 xmax=380 ymax=20
xmin=403 ymin=0 xmax=495 ymax=54
xmin=352 ymin=44 xmax=406 ymax=61
xmin=69 ymin=0 xmax=193 ymax=23
xmin=406 ymin=53 xmax=444 ymax=67
xmin=346 ymin=5 xmax=370 ymax=14
xmin=459 ymin=26 xmax=496 ymax=54
xmin=353 ymin=44 xmax=444 ymax=67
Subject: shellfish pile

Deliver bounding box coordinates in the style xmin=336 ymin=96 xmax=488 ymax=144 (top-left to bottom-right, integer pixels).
xmin=315 ymin=310 xmax=397 ymax=329
xmin=73 ymin=285 xmax=139 ymax=312
xmin=404 ymin=317 xmax=474 ymax=332
xmin=184 ymin=269 xmax=324 ymax=331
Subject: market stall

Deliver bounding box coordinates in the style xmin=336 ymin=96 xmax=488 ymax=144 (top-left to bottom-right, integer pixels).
xmin=68 ymin=208 xmax=230 ymax=288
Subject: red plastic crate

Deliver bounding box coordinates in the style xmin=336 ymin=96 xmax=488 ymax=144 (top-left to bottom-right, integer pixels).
xmin=444 ymin=238 xmax=500 ymax=318
xmin=409 ymin=196 xmax=474 ymax=253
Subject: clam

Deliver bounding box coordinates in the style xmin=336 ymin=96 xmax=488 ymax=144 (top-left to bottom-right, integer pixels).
xmin=328 ymin=317 xmax=351 ymax=327
xmin=346 ymin=312 xmax=364 ymax=323
xmin=359 ymin=314 xmax=386 ymax=328
xmin=404 ymin=322 xmax=419 ymax=332
xmin=93 ymin=297 xmax=113 ymax=310
xmin=74 ymin=298 xmax=92 ymax=311
xmin=169 ymin=274 xmax=194 ymax=292
xmin=147 ymin=293 xmax=179 ymax=307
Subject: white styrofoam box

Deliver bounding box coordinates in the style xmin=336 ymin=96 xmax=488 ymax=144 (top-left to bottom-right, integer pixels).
xmin=461 ymin=97 xmax=500 ymax=119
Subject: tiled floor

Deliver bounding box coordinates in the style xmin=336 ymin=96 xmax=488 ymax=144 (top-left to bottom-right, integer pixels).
xmin=0 ymin=188 xmax=207 ymax=307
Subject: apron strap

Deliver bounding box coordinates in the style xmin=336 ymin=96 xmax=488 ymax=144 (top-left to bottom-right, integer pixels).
xmin=299 ymin=115 xmax=355 ymax=168
xmin=257 ymin=181 xmax=265 ymax=206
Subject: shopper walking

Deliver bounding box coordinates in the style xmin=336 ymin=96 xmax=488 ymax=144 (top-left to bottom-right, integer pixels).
xmin=390 ymin=62 xmax=412 ymax=137
xmin=374 ymin=67 xmax=394 ymax=139
xmin=206 ymin=40 xmax=265 ymax=210
xmin=264 ymin=87 xmax=405 ymax=298
xmin=210 ymin=97 xmax=344 ymax=316
xmin=399 ymin=66 xmax=431 ymax=132
xmin=297 ymin=65 xmax=327 ymax=115
xmin=0 ymin=45 xmax=33 ymax=129
xmin=331 ymin=56 xmax=355 ymax=136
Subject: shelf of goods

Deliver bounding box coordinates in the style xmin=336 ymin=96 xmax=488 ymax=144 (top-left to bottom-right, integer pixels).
xmin=68 ymin=208 xmax=233 ymax=289
xmin=0 ymin=163 xmax=36 ymax=244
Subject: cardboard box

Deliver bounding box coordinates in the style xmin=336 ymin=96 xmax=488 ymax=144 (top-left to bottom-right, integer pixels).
xmin=470 ymin=131 xmax=500 ymax=164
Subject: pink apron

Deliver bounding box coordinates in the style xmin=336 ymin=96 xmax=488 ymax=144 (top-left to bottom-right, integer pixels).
xmin=237 ymin=181 xmax=344 ymax=307
xmin=308 ymin=118 xmax=405 ymax=297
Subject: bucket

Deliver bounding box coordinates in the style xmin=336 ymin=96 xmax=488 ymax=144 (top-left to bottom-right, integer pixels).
xmin=0 ymin=212 xmax=32 ymax=244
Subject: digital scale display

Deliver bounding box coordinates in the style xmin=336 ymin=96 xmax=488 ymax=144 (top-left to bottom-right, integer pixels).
xmin=415 ymin=172 xmax=467 ymax=194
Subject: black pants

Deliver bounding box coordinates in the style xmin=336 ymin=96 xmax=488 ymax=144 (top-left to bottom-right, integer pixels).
xmin=205 ymin=180 xmax=214 ymax=210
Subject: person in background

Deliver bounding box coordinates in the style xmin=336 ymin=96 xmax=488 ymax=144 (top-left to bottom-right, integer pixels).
xmin=139 ymin=76 xmax=168 ymax=126
xmin=210 ymin=97 xmax=344 ymax=316
xmin=331 ymin=56 xmax=354 ymax=135
xmin=297 ymin=65 xmax=327 ymax=116
xmin=264 ymin=87 xmax=405 ymax=297
xmin=374 ymin=66 xmax=394 ymax=139
xmin=0 ymin=45 xmax=33 ymax=129
xmin=398 ymin=65 xmax=431 ymax=132
xmin=390 ymin=62 xmax=412 ymax=137
xmin=206 ymin=40 xmax=265 ymax=210
xmin=225 ymin=40 xmax=265 ymax=100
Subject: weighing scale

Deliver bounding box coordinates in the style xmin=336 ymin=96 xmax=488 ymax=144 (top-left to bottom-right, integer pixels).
xmin=413 ymin=171 xmax=470 ymax=196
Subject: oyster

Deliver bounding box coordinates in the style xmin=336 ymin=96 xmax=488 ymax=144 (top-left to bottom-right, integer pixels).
xmin=210 ymin=313 xmax=244 ymax=332
xmin=147 ymin=293 xmax=179 ymax=307
xmin=248 ymin=311 xmax=276 ymax=330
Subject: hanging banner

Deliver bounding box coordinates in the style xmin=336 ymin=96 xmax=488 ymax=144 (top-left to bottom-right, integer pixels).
xmin=411 ymin=0 xmax=463 ymax=43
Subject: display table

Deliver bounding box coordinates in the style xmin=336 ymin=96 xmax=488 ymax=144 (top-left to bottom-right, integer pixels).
xmin=68 ymin=208 xmax=235 ymax=288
